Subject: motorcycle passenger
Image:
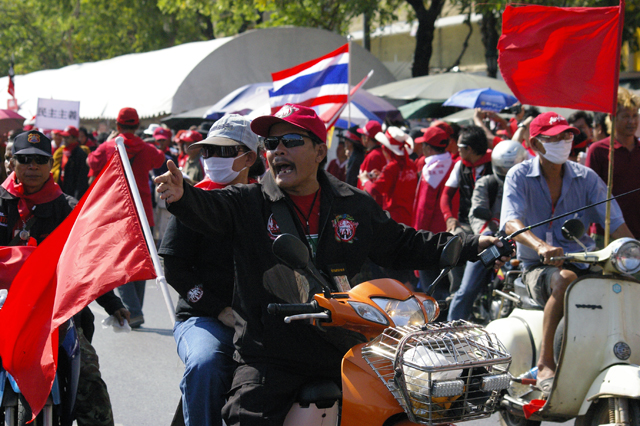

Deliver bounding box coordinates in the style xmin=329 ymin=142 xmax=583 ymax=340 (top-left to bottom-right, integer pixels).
xmin=448 ymin=140 xmax=527 ymax=321
xmin=500 ymin=112 xmax=634 ymax=395
xmin=1 ymin=130 xmax=127 ymax=426
xmin=159 ymin=115 xmax=260 ymax=426
xmin=155 ymin=104 xmax=511 ymax=426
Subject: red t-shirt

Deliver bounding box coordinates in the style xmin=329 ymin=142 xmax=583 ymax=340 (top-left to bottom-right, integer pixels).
xmin=364 ymin=157 xmax=417 ymax=226
xmin=288 ymin=189 xmax=321 ymax=256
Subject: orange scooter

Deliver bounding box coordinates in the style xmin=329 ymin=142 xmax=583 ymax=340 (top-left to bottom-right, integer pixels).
xmin=268 ymin=234 xmax=512 ymax=426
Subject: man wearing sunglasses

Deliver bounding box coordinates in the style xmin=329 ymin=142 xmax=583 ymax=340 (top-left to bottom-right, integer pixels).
xmin=159 ymin=115 xmax=259 ymax=426
xmin=501 ymin=112 xmax=634 ymax=395
xmin=156 ymin=103 xmax=510 ymax=426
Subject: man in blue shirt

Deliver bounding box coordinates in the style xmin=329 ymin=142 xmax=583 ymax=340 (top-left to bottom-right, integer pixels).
xmin=500 ymin=112 xmax=633 ymax=394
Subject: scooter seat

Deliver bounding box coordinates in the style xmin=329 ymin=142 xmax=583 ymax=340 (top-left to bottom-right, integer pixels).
xmin=296 ymin=380 xmax=341 ymax=409
xmin=513 ymin=278 xmax=543 ymax=310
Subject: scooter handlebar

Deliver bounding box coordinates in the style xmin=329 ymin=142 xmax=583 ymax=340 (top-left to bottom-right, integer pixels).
xmin=267 ymin=301 xmax=320 ymax=316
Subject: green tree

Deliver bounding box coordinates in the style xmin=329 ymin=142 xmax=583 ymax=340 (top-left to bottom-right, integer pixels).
xmin=1 ymin=0 xmax=207 ymax=75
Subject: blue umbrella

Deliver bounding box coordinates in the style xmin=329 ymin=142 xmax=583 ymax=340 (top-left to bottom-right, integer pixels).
xmin=442 ymin=87 xmax=518 ymax=112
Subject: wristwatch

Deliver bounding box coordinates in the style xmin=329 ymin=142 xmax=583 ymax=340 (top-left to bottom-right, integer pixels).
xmin=517 ymin=122 xmax=528 ymax=129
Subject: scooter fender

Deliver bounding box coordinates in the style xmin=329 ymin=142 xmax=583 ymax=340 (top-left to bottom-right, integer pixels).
xmin=485 ymin=309 xmax=544 ymax=378
xmin=341 ymin=344 xmax=419 ymax=425
xmin=578 ymin=364 xmax=640 ymax=416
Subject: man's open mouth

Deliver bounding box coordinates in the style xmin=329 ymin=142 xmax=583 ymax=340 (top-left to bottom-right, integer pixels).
xmin=274 ymin=163 xmax=294 ymax=176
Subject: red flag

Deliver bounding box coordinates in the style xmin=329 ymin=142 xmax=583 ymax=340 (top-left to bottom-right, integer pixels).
xmin=498 ymin=2 xmax=624 ymax=114
xmin=0 ymin=245 xmax=36 ymax=290
xmin=0 ymin=149 xmax=156 ymax=417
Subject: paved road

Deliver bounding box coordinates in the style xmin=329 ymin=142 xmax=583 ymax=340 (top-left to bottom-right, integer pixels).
xmin=90 ymin=280 xmax=182 ymax=426
xmin=89 ymin=280 xmax=570 ymax=426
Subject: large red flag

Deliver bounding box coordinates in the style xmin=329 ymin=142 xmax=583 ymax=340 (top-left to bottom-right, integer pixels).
xmin=0 ymin=149 xmax=156 ymax=417
xmin=498 ymin=2 xmax=624 ymax=114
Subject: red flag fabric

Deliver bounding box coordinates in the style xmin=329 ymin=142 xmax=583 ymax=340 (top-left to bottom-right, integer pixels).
xmin=0 ymin=244 xmax=36 ymax=290
xmin=8 ymin=59 xmax=15 ymax=98
xmin=0 ymin=149 xmax=156 ymax=417
xmin=498 ymin=3 xmax=624 ymax=114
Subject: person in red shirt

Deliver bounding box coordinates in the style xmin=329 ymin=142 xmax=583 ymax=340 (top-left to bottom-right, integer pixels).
xmin=358 ymin=127 xmax=417 ymax=226
xmin=586 ymin=87 xmax=640 ymax=242
xmin=87 ymin=107 xmax=165 ymax=327
xmin=412 ymin=127 xmax=454 ymax=234
xmin=356 ymin=120 xmax=386 ymax=205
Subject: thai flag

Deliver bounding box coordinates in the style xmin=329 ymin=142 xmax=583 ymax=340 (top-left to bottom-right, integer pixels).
xmin=269 ymin=44 xmax=349 ymax=115
xmin=8 ymin=58 xmax=15 ymax=98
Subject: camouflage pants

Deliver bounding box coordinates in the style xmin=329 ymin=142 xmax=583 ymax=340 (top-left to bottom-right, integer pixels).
xmin=76 ymin=327 xmax=115 ymax=426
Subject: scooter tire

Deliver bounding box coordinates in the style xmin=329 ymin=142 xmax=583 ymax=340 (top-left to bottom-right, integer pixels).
xmin=16 ymin=394 xmax=33 ymax=426
xmin=498 ymin=409 xmax=541 ymax=426
xmin=584 ymin=398 xmax=640 ymax=426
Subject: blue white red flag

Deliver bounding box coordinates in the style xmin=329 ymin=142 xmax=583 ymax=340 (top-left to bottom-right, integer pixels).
xmin=269 ymin=44 xmax=349 ymax=115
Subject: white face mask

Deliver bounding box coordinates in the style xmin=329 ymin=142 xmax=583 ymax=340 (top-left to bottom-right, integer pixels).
xmin=203 ymin=152 xmax=248 ymax=184
xmin=539 ymin=139 xmax=572 ymax=164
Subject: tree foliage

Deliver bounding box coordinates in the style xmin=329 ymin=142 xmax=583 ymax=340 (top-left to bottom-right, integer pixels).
xmin=1 ymin=0 xmax=208 ymax=75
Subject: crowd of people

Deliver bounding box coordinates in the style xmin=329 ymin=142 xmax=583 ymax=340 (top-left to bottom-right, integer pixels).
xmin=2 ymin=85 xmax=639 ymax=425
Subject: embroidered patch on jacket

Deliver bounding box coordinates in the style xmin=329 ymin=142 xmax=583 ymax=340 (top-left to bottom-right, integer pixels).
xmin=0 ymin=213 xmax=7 ymax=226
xmin=267 ymin=214 xmax=281 ymax=240
xmin=187 ymin=285 xmax=204 ymax=303
xmin=332 ymin=214 xmax=359 ymax=243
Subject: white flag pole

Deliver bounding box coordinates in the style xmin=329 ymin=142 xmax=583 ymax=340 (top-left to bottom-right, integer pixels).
xmin=116 ymin=137 xmax=176 ymax=325
xmin=347 ymin=36 xmax=353 ymax=130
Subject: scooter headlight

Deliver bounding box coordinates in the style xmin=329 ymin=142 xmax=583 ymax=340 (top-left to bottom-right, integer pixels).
xmin=610 ymin=239 xmax=640 ymax=275
xmin=371 ymin=297 xmax=426 ymax=327
xmin=349 ymin=301 xmax=389 ymax=325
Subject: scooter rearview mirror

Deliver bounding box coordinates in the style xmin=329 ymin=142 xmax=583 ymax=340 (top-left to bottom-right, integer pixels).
xmin=561 ymin=219 xmax=585 ymax=241
xmin=439 ymin=235 xmax=463 ymax=269
xmin=272 ymin=233 xmax=310 ymax=270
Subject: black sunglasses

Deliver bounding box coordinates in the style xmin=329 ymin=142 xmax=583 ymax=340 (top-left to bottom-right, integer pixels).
xmin=263 ymin=133 xmax=311 ymax=151
xmin=14 ymin=154 xmax=50 ymax=165
xmin=200 ymin=145 xmax=247 ymax=159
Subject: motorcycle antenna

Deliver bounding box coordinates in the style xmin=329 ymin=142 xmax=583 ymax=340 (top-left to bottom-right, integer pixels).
xmin=479 ymin=186 xmax=640 ymax=267
xmin=507 ymin=186 xmax=640 ymax=240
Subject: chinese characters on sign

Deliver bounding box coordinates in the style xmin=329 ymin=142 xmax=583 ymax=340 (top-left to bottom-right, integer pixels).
xmin=35 ymin=98 xmax=80 ymax=130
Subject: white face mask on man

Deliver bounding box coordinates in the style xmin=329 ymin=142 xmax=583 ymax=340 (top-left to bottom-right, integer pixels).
xmin=203 ymin=152 xmax=248 ymax=184
xmin=538 ymin=139 xmax=573 ymax=164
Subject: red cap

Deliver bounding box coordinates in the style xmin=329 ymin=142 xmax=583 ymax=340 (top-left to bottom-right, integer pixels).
xmin=117 ymin=107 xmax=140 ymax=126
xmin=357 ymin=120 xmax=383 ymax=138
xmin=415 ymin=127 xmax=449 ymax=148
xmin=60 ymin=126 xmax=79 ymax=138
xmin=153 ymin=127 xmax=172 ymax=141
xmin=431 ymin=120 xmax=453 ymax=137
xmin=530 ymin=112 xmax=579 ymax=139
xmin=251 ymin=104 xmax=327 ymax=143
xmin=179 ymin=130 xmax=203 ymax=143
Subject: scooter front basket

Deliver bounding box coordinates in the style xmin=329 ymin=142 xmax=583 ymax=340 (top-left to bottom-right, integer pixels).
xmin=362 ymin=320 xmax=511 ymax=425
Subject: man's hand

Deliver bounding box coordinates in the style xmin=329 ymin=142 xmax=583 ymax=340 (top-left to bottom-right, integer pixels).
xmin=478 ymin=235 xmax=514 ymax=269
xmin=113 ymin=308 xmax=131 ymax=327
xmin=538 ymin=242 xmax=564 ymax=267
xmin=155 ymin=160 xmax=184 ymax=203
xmin=446 ymin=217 xmax=460 ymax=233
xmin=217 ymin=306 xmax=235 ymax=328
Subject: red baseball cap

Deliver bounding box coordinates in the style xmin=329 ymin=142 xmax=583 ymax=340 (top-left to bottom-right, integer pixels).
xmin=153 ymin=127 xmax=172 ymax=141
xmin=415 ymin=127 xmax=449 ymax=148
xmin=60 ymin=126 xmax=79 ymax=138
xmin=530 ymin=112 xmax=579 ymax=139
xmin=251 ymin=104 xmax=327 ymax=143
xmin=357 ymin=120 xmax=383 ymax=138
xmin=179 ymin=130 xmax=203 ymax=143
xmin=431 ymin=120 xmax=453 ymax=137
xmin=117 ymin=107 xmax=140 ymax=126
